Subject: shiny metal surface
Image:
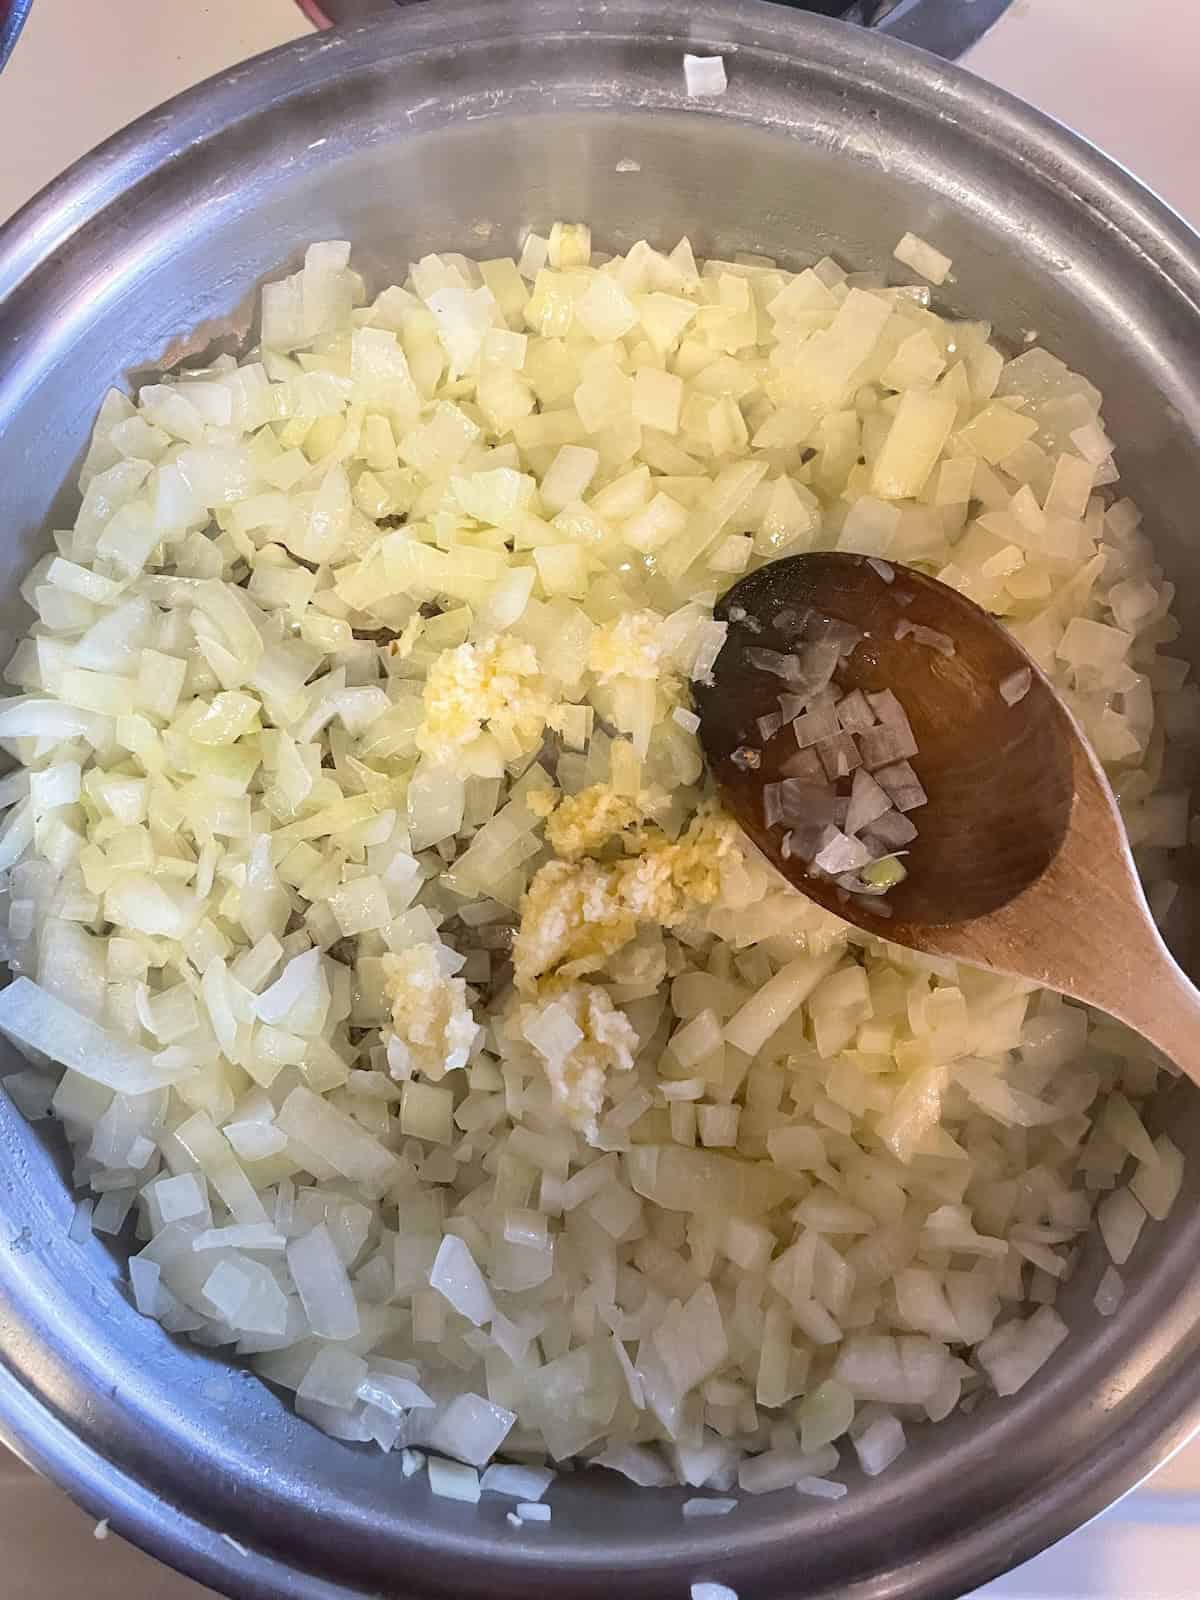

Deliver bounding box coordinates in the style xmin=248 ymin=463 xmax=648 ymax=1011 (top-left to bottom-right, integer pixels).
xmin=0 ymin=0 xmax=33 ymax=71
xmin=1 ymin=5 xmax=1200 ymax=1598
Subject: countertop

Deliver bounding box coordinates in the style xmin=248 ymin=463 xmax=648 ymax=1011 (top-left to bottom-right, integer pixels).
xmin=1 ymin=1 xmax=1199 ymax=1596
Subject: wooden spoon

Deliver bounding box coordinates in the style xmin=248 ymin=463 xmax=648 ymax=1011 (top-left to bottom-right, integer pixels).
xmin=693 ymin=551 xmax=1200 ymax=1078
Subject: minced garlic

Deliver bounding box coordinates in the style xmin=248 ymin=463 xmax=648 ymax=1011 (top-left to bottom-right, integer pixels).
xmin=544 ymin=783 xmax=643 ymax=859
xmin=518 ymin=982 xmax=637 ymax=1135
xmin=382 ymin=942 xmax=480 ymax=1082
xmin=512 ymin=811 xmax=743 ymax=992
xmin=417 ymin=636 xmax=549 ymax=760
xmin=587 ymin=610 xmax=668 ymax=684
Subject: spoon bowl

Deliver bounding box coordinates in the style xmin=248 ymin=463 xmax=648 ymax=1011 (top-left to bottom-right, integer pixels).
xmin=697 ymin=552 xmax=1077 ymax=930
xmin=695 ymin=552 xmax=1200 ymax=1080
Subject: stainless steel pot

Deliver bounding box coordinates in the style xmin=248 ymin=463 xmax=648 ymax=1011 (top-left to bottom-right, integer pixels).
xmin=1 ymin=5 xmax=1200 ymax=1597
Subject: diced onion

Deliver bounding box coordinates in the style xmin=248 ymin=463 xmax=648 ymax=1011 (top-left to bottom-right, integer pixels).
xmin=853 ymin=1414 xmax=907 ymax=1476
xmin=892 ymin=232 xmax=953 ymax=286
xmin=1094 ymin=1266 xmax=1125 ymax=1317
xmin=428 ymin=1458 xmax=481 ymax=1503
xmin=0 ymin=221 xmax=1180 ymax=1508
xmin=683 ymin=55 xmax=728 ymax=98
xmin=682 ymin=1497 xmax=738 ymax=1517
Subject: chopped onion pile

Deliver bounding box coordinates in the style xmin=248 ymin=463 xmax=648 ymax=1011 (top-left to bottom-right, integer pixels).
xmin=0 ymin=223 xmax=1192 ymax=1507
xmin=742 ymin=620 xmax=926 ymax=910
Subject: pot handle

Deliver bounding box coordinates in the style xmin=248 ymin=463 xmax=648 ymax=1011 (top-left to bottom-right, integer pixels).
xmin=870 ymin=0 xmax=1014 ymax=58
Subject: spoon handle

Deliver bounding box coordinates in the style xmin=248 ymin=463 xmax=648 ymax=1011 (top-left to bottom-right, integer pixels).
xmin=999 ymin=865 xmax=1200 ymax=1087
xmin=1108 ymin=935 xmax=1200 ymax=1086
xmin=1037 ymin=740 xmax=1200 ymax=1084
xmin=917 ymin=732 xmax=1200 ymax=1085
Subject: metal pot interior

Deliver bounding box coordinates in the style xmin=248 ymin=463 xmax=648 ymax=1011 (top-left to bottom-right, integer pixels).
xmin=1 ymin=5 xmax=1200 ymax=1597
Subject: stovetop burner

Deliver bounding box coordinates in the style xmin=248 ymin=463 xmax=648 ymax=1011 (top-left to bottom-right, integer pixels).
xmin=297 ymin=0 xmax=1013 ymax=58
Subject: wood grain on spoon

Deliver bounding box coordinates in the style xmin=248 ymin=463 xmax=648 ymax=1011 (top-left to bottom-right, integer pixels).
xmin=694 ymin=553 xmax=1200 ymax=1080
